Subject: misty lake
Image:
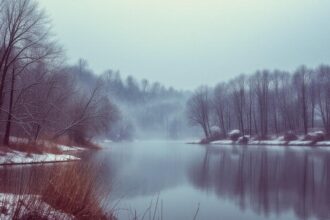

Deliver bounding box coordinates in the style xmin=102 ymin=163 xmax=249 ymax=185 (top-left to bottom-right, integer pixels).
xmin=1 ymin=141 xmax=330 ymax=220
xmin=86 ymin=141 xmax=330 ymax=220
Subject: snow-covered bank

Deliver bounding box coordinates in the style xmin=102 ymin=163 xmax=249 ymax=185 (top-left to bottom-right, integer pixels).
xmin=0 ymin=151 xmax=80 ymax=166
xmin=56 ymin=144 xmax=85 ymax=152
xmin=208 ymin=139 xmax=330 ymax=147
xmin=0 ymin=193 xmax=73 ymax=220
xmin=0 ymin=136 xmax=90 ymax=165
xmin=189 ymin=129 xmax=330 ymax=147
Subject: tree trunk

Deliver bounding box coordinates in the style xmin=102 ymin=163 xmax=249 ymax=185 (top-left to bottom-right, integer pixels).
xmin=3 ymin=72 xmax=15 ymax=146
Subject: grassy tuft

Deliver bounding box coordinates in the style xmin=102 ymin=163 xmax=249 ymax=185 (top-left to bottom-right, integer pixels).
xmin=0 ymin=163 xmax=115 ymax=219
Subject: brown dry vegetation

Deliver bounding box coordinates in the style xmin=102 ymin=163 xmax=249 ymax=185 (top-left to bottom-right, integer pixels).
xmin=42 ymin=164 xmax=113 ymax=219
xmin=0 ymin=163 xmax=115 ymax=220
xmin=7 ymin=141 xmax=62 ymax=155
xmin=53 ymin=135 xmax=101 ymax=150
xmin=2 ymin=136 xmax=101 ymax=156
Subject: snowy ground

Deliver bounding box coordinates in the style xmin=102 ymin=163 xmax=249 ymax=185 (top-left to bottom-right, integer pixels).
xmin=209 ymin=139 xmax=330 ymax=146
xmin=211 ymin=140 xmax=234 ymax=145
xmin=0 ymin=151 xmax=80 ymax=166
xmin=0 ymin=193 xmax=73 ymax=220
xmin=0 ymin=136 xmax=86 ymax=165
xmin=205 ymin=130 xmax=330 ymax=147
xmin=315 ymin=141 xmax=330 ymax=146
xmin=56 ymin=144 xmax=85 ymax=152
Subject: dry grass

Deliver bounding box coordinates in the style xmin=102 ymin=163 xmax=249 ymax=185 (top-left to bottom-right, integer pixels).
xmin=0 ymin=163 xmax=116 ymax=220
xmin=42 ymin=164 xmax=114 ymax=219
xmin=6 ymin=135 xmax=100 ymax=155
xmin=2 ymin=134 xmax=101 ymax=156
xmin=8 ymin=141 xmax=62 ymax=155
xmin=53 ymin=135 xmax=101 ymax=150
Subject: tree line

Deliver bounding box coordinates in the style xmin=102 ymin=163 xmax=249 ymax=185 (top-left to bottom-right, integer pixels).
xmin=69 ymin=60 xmax=190 ymax=140
xmin=0 ymin=0 xmax=119 ymax=147
xmin=101 ymin=69 xmax=184 ymax=104
xmin=187 ymin=66 xmax=330 ymax=140
xmin=0 ymin=0 xmax=190 ymax=146
xmin=99 ymin=70 xmax=191 ymax=139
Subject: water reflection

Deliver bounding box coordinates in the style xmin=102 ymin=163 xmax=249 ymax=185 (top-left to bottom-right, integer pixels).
xmin=2 ymin=143 xmax=330 ymax=220
xmin=85 ymin=143 xmax=186 ymax=199
xmin=188 ymin=146 xmax=330 ymax=220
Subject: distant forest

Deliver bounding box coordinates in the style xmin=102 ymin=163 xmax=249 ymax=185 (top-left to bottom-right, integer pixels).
xmin=187 ymin=65 xmax=330 ymax=140
xmin=72 ymin=60 xmax=192 ymax=140
xmin=0 ymin=0 xmax=191 ymax=147
xmin=2 ymin=0 xmax=329 ymax=147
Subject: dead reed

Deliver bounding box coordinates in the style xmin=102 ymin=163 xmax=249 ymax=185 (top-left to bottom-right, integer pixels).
xmin=0 ymin=163 xmax=115 ymax=219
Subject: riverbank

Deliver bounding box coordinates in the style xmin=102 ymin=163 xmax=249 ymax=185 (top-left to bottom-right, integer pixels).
xmin=188 ymin=134 xmax=330 ymax=147
xmin=0 ymin=150 xmax=80 ymax=166
xmin=209 ymin=139 xmax=330 ymax=147
xmin=0 ymin=164 xmax=115 ymax=219
xmin=0 ymin=135 xmax=111 ymax=166
xmin=0 ymin=138 xmax=87 ymax=166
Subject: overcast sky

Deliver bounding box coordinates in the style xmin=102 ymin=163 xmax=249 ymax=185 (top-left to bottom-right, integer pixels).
xmin=39 ymin=0 xmax=330 ymax=90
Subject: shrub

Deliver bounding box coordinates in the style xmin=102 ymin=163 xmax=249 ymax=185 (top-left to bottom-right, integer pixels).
xmin=237 ymin=136 xmax=249 ymax=144
xmin=42 ymin=164 xmax=115 ymax=219
xmin=304 ymin=131 xmax=325 ymax=143
xmin=0 ymin=164 xmax=115 ymax=220
xmin=199 ymin=138 xmax=209 ymax=144
xmin=283 ymin=131 xmax=298 ymax=142
xmin=8 ymin=140 xmax=62 ymax=155
xmin=228 ymin=130 xmax=242 ymax=142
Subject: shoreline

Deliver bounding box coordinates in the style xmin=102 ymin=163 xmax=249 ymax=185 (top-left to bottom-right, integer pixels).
xmin=0 ymin=145 xmax=84 ymax=166
xmin=0 ymin=138 xmax=110 ymax=166
xmin=0 ymin=158 xmax=80 ymax=167
xmin=187 ymin=140 xmax=330 ymax=147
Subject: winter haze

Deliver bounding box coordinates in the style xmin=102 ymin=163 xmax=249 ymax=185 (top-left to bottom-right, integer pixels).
xmin=1 ymin=0 xmax=330 ymax=219
xmin=39 ymin=0 xmax=330 ymax=89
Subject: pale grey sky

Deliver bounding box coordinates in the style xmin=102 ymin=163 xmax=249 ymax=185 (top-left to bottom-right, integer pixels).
xmin=40 ymin=0 xmax=330 ymax=89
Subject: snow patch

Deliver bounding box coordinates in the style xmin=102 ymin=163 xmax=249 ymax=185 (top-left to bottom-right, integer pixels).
xmin=288 ymin=140 xmax=313 ymax=146
xmin=250 ymin=140 xmax=287 ymax=145
xmin=315 ymin=141 xmax=330 ymax=146
xmin=228 ymin=130 xmax=241 ymax=136
xmin=57 ymin=145 xmax=85 ymax=152
xmin=0 ymin=193 xmax=73 ymax=220
xmin=211 ymin=140 xmax=233 ymax=145
xmin=0 ymin=151 xmax=80 ymax=165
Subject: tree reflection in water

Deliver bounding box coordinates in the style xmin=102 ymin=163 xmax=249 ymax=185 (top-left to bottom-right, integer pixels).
xmin=188 ymin=146 xmax=330 ymax=220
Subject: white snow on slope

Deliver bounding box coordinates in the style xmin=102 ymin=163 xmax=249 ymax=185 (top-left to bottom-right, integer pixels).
xmin=57 ymin=145 xmax=85 ymax=152
xmin=0 ymin=151 xmax=80 ymax=165
xmin=315 ymin=141 xmax=330 ymax=146
xmin=249 ymin=140 xmax=287 ymax=145
xmin=210 ymin=139 xmax=330 ymax=146
xmin=228 ymin=130 xmax=241 ymax=135
xmin=211 ymin=140 xmax=233 ymax=145
xmin=288 ymin=140 xmax=313 ymax=146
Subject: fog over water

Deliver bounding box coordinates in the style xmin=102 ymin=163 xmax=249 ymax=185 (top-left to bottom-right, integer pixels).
xmin=3 ymin=142 xmax=330 ymax=220
xmin=39 ymin=0 xmax=330 ymax=89
xmin=1 ymin=1 xmax=330 ymax=219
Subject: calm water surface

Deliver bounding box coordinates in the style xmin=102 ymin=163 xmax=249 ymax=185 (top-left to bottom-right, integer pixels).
xmin=86 ymin=141 xmax=330 ymax=220
xmin=1 ymin=141 xmax=330 ymax=220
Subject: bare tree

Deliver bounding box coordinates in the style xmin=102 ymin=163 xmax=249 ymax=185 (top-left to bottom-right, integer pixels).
xmin=51 ymin=80 xmax=119 ymax=144
xmin=252 ymin=71 xmax=270 ymax=139
xmin=315 ymin=65 xmax=330 ymax=137
xmin=293 ymin=66 xmax=311 ymax=135
xmin=187 ymin=86 xmax=211 ymax=138
xmin=0 ymin=0 xmax=59 ymax=145
xmin=309 ymin=73 xmax=317 ymax=128
xmin=230 ymin=75 xmax=246 ymax=135
xmin=187 ymin=65 xmax=330 ymax=141
xmin=213 ymin=83 xmax=228 ymax=136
